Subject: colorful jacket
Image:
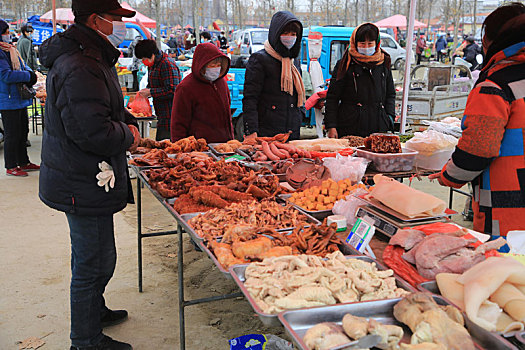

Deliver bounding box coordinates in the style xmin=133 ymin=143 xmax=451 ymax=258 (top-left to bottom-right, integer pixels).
xmin=438 ymin=41 xmax=525 ymax=250
xmin=148 ymin=51 xmax=181 ymax=131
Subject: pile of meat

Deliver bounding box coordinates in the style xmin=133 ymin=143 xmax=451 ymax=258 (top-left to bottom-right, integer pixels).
xmin=145 ymin=159 xmax=283 ymax=198
xmin=132 ymin=136 xmax=208 ymax=154
xmin=207 ymin=221 xmax=344 ymax=268
xmin=244 ymin=251 xmax=409 ymax=314
xmin=213 ymin=139 xmax=243 ymax=153
xmin=340 ymin=135 xmax=365 ymax=147
xmin=188 ymin=199 xmax=309 ymax=240
xmin=304 ymin=315 xmax=403 ymax=350
xmin=172 ymin=185 xmax=254 ymax=214
xmin=238 ymin=132 xmax=313 ymax=161
xmin=364 ymin=134 xmax=402 ymax=153
xmin=388 ymin=227 xmax=506 ymax=279
xmin=129 ymin=149 xmax=209 ymax=167
xmin=393 ymin=293 xmax=475 ymax=350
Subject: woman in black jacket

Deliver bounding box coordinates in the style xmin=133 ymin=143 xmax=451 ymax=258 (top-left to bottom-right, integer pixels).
xmin=243 ymin=11 xmax=306 ymax=141
xmin=325 ymin=23 xmax=396 ymax=138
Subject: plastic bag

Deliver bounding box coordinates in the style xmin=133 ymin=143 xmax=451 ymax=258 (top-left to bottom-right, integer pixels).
xmin=229 ymin=334 xmax=292 ymax=350
xmin=129 ymin=93 xmax=152 ymax=116
xmin=332 ymin=188 xmax=369 ymax=226
xmin=423 ymin=120 xmax=463 ymax=138
xmin=322 ymin=155 xmax=370 ymax=183
xmin=405 ymin=129 xmax=458 ymax=155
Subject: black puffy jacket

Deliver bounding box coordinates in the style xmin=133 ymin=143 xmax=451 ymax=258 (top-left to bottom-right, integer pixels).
xmin=324 ymin=55 xmax=396 ymax=138
xmin=243 ymin=11 xmax=304 ymax=140
xmin=38 ymin=24 xmax=137 ymax=216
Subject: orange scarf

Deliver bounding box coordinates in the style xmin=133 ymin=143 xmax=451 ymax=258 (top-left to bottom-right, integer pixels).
xmin=0 ymin=42 xmax=22 ymax=71
xmin=346 ymin=23 xmax=384 ymax=71
xmin=264 ymin=40 xmax=306 ymax=107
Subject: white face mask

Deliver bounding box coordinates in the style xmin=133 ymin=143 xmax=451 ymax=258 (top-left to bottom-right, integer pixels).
xmin=204 ymin=66 xmax=221 ymax=81
xmin=97 ymin=16 xmax=127 ymax=47
xmin=280 ymin=35 xmax=296 ymax=49
xmin=357 ymin=46 xmax=376 ymax=56
xmin=2 ymin=34 xmax=11 ymax=43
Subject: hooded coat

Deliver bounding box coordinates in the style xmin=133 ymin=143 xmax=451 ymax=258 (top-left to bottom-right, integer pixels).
xmin=242 ymin=11 xmax=304 ymax=140
xmin=38 ymin=24 xmax=137 ymax=216
xmin=170 ymin=42 xmax=233 ymax=143
xmin=324 ymin=24 xmax=396 ymax=138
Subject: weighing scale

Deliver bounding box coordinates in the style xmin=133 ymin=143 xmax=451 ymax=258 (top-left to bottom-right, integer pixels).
xmin=355 ymin=205 xmax=454 ymax=237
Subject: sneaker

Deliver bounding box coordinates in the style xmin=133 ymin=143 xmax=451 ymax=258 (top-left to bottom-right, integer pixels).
xmin=101 ymin=309 xmax=128 ymax=328
xmin=20 ymin=163 xmax=40 ymax=171
xmin=70 ymin=335 xmax=132 ymax=350
xmin=6 ymin=167 xmax=28 ymax=177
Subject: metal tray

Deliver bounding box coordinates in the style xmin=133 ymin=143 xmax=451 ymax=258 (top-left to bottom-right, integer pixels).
xmin=355 ymin=194 xmax=458 ymax=223
xmin=230 ymin=256 xmax=416 ymax=327
xmin=208 ymin=143 xmax=236 ymax=157
xmin=278 ymin=296 xmax=517 ymax=350
xmin=279 ymin=194 xmax=333 ymax=221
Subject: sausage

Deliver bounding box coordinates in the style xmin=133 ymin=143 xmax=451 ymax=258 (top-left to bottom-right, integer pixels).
xmin=275 ymin=142 xmax=298 ymax=155
xmin=270 ymin=143 xmax=287 ymax=159
xmin=261 ymin=141 xmax=280 ymax=161
xmin=253 ymin=151 xmax=268 ymax=161
xmin=304 ymin=151 xmax=312 ymax=158
xmin=277 ymin=147 xmax=291 ymax=159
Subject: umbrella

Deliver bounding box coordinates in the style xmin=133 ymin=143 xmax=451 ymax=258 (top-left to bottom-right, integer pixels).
xmin=375 ymin=14 xmax=427 ymax=29
xmin=40 ymin=8 xmax=74 ymax=25
xmin=184 ymin=24 xmax=193 ymax=29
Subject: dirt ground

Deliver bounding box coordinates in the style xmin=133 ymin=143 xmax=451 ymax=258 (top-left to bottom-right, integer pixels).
xmin=0 ymin=129 xmax=472 ymax=350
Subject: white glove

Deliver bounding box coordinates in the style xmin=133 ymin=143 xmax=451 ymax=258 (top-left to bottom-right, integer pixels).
xmin=96 ymin=161 xmax=115 ymax=193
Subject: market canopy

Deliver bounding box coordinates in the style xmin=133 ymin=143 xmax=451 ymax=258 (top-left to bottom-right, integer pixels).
xmin=40 ymin=8 xmax=74 ymax=24
xmin=375 ymin=14 xmax=427 ymax=29
xmin=121 ymin=2 xmax=156 ymax=28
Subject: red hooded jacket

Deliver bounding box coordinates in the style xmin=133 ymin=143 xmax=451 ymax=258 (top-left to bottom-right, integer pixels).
xmin=171 ymin=43 xmax=234 ymax=143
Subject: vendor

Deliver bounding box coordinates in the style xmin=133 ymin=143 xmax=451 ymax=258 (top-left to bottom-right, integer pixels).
xmin=431 ymin=2 xmax=525 ymax=252
xmin=134 ymin=39 xmax=181 ymax=141
xmin=170 ymin=42 xmax=234 ymax=143
xmin=242 ymin=11 xmax=306 ymax=141
xmin=325 ymin=23 xmax=396 ymax=138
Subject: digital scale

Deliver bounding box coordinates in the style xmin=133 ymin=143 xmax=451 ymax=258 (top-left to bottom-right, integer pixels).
xmin=355 ymin=205 xmax=453 ymax=237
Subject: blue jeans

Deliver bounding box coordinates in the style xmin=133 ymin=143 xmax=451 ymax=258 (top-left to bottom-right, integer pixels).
xmin=66 ymin=213 xmax=116 ymax=348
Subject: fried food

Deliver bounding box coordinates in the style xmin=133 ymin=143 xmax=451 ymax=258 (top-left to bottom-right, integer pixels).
xmin=232 ymin=237 xmax=273 ymax=260
xmin=131 ymin=136 xmax=208 ymax=154
xmin=289 ymin=179 xmax=368 ymax=211
xmin=244 ymin=251 xmax=409 ymax=314
xmin=214 ymin=139 xmax=243 ymax=153
xmin=188 ymin=199 xmax=310 ymax=240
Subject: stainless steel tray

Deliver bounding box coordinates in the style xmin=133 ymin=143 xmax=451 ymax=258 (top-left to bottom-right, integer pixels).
xmin=208 ymin=143 xmax=236 ymax=157
xmin=278 ymin=296 xmax=517 ymax=350
xmin=230 ymin=256 xmax=416 ymax=327
xmin=279 ymin=194 xmax=333 ymax=221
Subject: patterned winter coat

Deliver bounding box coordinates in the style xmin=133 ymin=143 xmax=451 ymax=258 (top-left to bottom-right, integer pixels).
xmin=438 ymin=40 xmax=525 ymax=251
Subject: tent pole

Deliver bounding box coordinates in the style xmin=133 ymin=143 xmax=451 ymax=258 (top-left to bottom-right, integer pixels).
xmin=52 ymin=0 xmax=56 ymax=34
xmin=400 ymin=0 xmax=417 ymax=134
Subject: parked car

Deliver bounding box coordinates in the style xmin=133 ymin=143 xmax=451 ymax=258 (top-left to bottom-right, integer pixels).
xmin=120 ymin=23 xmax=169 ymax=52
xmin=239 ymin=28 xmax=269 ymax=56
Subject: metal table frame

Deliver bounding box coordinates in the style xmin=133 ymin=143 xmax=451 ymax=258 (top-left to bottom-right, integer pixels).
xmin=132 ymin=166 xmax=241 ymax=350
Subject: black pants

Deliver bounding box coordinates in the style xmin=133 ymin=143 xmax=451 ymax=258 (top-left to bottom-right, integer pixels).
xmin=155 ymin=127 xmax=171 ymax=141
xmin=417 ymin=53 xmax=422 ymax=65
xmin=131 ymin=70 xmax=139 ymax=92
xmin=437 ymin=51 xmax=443 ymax=62
xmin=1 ymin=108 xmax=30 ymax=169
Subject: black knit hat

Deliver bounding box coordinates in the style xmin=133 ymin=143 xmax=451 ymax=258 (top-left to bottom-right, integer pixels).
xmin=0 ymin=19 xmax=9 ymax=35
xmin=72 ymin=0 xmax=136 ymax=18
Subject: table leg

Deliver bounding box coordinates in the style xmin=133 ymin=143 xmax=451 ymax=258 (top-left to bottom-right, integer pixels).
xmin=449 ymin=187 xmax=454 ymax=209
xmin=137 ymin=175 xmax=143 ymax=293
xmin=178 ymin=224 xmax=185 ymax=350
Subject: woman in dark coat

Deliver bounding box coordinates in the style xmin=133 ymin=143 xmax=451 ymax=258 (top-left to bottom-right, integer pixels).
xmin=243 ymin=11 xmax=306 ymax=141
xmin=325 ymin=23 xmax=396 ymax=138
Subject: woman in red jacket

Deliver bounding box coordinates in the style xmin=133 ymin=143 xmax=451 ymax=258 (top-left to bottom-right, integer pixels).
xmin=171 ymin=42 xmax=234 ymax=143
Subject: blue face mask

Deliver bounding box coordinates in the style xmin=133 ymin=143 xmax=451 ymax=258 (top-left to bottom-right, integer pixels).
xmin=204 ymin=66 xmax=221 ymax=81
xmin=97 ymin=16 xmax=127 ymax=47
xmin=280 ymin=35 xmax=296 ymax=49
xmin=2 ymin=34 xmax=11 ymax=43
xmin=357 ymin=46 xmax=376 ymax=56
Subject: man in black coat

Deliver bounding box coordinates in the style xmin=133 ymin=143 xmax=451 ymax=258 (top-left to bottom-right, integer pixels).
xmin=38 ymin=1 xmax=140 ymax=349
xmin=243 ymin=11 xmax=305 ymax=140
xmin=463 ymin=37 xmax=482 ymax=70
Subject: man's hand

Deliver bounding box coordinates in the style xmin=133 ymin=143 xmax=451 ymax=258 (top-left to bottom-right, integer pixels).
xmin=327 ymin=128 xmax=338 ymax=139
xmin=428 ymin=172 xmax=445 ymax=186
xmin=139 ymin=88 xmax=151 ymax=98
xmin=128 ymin=125 xmax=141 ymax=152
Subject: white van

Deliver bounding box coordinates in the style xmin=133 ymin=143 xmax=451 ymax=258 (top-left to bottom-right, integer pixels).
xmin=239 ymin=28 xmax=269 ymax=56
xmin=380 ymin=33 xmax=414 ymax=70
